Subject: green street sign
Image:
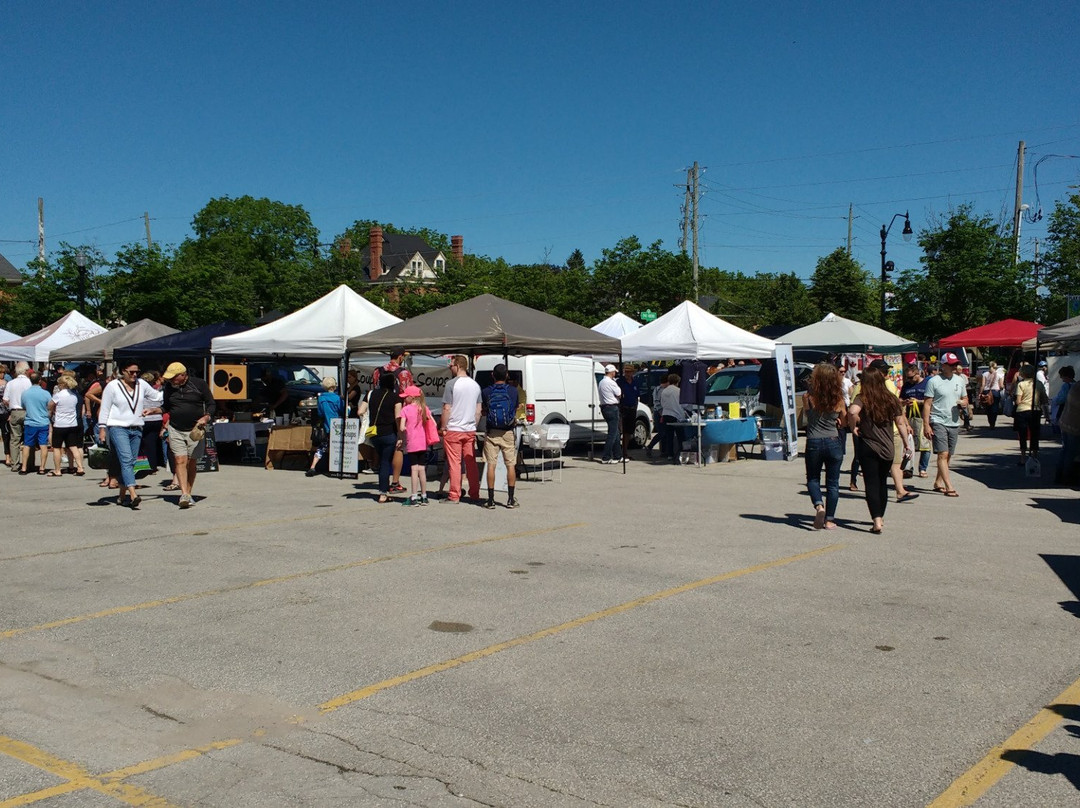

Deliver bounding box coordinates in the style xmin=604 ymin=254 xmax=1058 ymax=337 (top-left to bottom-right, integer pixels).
xmin=641 ymin=309 xmax=657 ymax=322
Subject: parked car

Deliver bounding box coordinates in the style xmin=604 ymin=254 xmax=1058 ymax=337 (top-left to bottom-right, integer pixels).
xmin=474 ymin=355 xmax=654 ymax=447
xmin=703 ymin=363 xmax=813 ymax=423
xmin=246 ymin=363 xmax=325 ymax=415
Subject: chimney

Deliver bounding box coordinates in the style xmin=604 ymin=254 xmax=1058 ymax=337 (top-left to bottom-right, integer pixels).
xmin=451 ymin=234 xmax=463 ymax=263
xmin=369 ymin=226 xmax=383 ymax=281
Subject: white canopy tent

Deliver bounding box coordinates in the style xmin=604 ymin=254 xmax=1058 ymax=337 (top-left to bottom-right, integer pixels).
xmin=619 ymin=300 xmax=777 ymax=360
xmin=617 ymin=301 xmax=798 ymax=460
xmin=0 ymin=310 xmax=107 ymax=363
xmin=0 ymin=327 xmax=19 ymax=344
xmin=211 ymin=285 xmax=401 ymax=359
xmin=782 ymin=312 xmax=917 ymax=353
xmin=592 ymin=311 xmax=642 ymax=338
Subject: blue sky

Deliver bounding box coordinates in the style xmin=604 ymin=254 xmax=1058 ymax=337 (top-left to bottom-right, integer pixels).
xmin=3 ymin=1 xmax=1079 ymax=281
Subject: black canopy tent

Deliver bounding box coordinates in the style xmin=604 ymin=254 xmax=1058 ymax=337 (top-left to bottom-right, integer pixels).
xmin=124 ymin=320 xmax=250 ymax=376
xmin=342 ymin=294 xmax=624 ymax=477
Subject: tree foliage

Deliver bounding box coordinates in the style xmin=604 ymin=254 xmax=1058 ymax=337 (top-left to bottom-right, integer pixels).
xmin=891 ymin=205 xmax=1033 ymax=340
xmin=810 ymin=248 xmax=874 ymax=322
xmin=1042 ymin=189 xmax=1080 ymax=323
xmin=5 ymin=245 xmax=111 ymax=333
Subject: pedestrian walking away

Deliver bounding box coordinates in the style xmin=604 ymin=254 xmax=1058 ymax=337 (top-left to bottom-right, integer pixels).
xmin=848 ymin=367 xmax=912 ymax=534
xmin=803 ymin=362 xmax=846 ymax=530
xmin=440 ymin=355 xmax=482 ymax=504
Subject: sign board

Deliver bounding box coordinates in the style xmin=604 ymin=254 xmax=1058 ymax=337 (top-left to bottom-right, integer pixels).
xmin=328 ymin=418 xmax=360 ymax=474
xmin=211 ymin=364 xmax=248 ymax=400
xmin=641 ymin=309 xmax=657 ymax=322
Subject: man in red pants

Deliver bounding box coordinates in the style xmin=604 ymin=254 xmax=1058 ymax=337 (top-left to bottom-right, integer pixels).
xmin=439 ymin=355 xmax=482 ymax=504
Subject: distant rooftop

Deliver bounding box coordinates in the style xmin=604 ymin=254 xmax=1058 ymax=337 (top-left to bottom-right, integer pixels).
xmin=0 ymin=252 xmax=23 ymax=285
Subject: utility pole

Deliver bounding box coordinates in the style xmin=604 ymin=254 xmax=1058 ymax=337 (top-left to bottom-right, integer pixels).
xmin=691 ymin=161 xmax=700 ymax=303
xmin=847 ymin=203 xmax=854 ymax=256
xmin=37 ymin=197 xmax=45 ymax=262
xmin=1012 ymin=140 xmax=1025 ymax=265
xmin=144 ymin=211 xmax=153 ymax=249
xmin=680 ymin=180 xmax=691 ymax=253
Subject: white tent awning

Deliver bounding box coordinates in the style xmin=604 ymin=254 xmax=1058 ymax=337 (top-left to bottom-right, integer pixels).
xmin=782 ymin=312 xmax=917 ymax=353
xmin=592 ymin=312 xmax=642 ymax=338
xmin=211 ymin=285 xmax=401 ymax=358
xmin=0 ymin=311 xmax=107 ymax=363
xmin=618 ymin=301 xmax=776 ymax=360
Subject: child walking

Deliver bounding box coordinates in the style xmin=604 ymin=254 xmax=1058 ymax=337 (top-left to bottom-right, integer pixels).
xmin=397 ymin=385 xmax=433 ymax=506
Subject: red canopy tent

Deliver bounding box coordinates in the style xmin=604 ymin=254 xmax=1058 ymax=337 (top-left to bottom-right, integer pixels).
xmin=937 ymin=319 xmax=1043 ymax=348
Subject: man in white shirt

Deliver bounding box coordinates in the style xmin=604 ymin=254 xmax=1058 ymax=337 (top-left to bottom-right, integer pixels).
xmin=598 ymin=364 xmax=622 ymax=463
xmin=439 ymin=355 xmax=482 ymax=504
xmin=2 ymin=363 xmax=32 ymax=472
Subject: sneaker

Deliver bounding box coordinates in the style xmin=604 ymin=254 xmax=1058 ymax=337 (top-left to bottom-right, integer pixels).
xmin=419 ymin=497 xmax=429 ymax=506
xmin=305 ymin=468 xmax=318 ymax=477
xmin=506 ymin=498 xmax=520 ymax=509
xmin=483 ymin=499 xmax=496 ymax=509
xmin=402 ymin=496 xmax=416 ymax=507
xmin=178 ymin=494 xmax=192 ymax=509
xmin=601 ymin=458 xmax=617 ymax=465
xmin=389 ymin=482 xmax=407 ymax=493
xmin=412 ymin=496 xmax=422 ymax=507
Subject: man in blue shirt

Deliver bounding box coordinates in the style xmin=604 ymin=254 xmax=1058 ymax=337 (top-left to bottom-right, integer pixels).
xmin=617 ymin=365 xmax=641 ymax=459
xmin=21 ymin=372 xmax=53 ymax=474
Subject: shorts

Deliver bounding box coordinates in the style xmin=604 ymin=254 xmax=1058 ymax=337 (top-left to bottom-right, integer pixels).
xmin=407 ymin=450 xmax=426 ymax=465
xmin=167 ymin=428 xmax=205 ymax=460
xmin=23 ymin=423 xmax=50 ymax=448
xmin=51 ymin=425 xmax=81 ymax=448
xmin=482 ymin=428 xmax=516 ymax=466
xmin=930 ymin=423 xmax=959 ymax=455
xmin=620 ymin=408 xmax=637 ymax=435
xmin=892 ymin=433 xmax=903 ymax=464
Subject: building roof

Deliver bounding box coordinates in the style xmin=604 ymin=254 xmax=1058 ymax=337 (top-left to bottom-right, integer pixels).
xmin=359 ymin=233 xmax=444 ymax=282
xmin=0 ymin=252 xmax=24 ymax=285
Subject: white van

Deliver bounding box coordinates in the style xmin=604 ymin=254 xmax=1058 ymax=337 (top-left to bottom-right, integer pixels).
xmin=473 ymin=355 xmax=653 ymax=447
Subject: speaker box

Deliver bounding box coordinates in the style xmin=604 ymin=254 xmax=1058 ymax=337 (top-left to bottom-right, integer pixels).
xmin=212 ymin=364 xmax=248 ymax=400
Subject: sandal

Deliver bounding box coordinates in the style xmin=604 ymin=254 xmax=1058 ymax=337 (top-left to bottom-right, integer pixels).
xmin=848 ymin=484 xmax=859 ymax=492
xmin=943 ymin=489 xmax=959 ymax=497
xmin=377 ymin=495 xmax=390 ymax=504
xmin=37 ymin=469 xmax=48 ymax=475
xmin=918 ymin=471 xmax=928 ymax=478
xmin=163 ymin=483 xmax=181 ymax=491
xmin=75 ymin=469 xmax=85 ymax=476
xmin=47 ymin=471 xmax=63 ymax=477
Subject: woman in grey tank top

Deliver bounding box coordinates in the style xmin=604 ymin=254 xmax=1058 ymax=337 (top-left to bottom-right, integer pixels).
xmin=803 ymin=363 xmax=846 ymax=530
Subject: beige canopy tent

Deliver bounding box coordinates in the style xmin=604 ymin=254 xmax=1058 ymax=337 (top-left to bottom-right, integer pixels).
xmin=50 ymin=319 xmax=179 ymax=362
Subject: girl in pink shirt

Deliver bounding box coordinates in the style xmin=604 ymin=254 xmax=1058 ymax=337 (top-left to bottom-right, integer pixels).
xmin=397 ymin=386 xmax=434 ymax=506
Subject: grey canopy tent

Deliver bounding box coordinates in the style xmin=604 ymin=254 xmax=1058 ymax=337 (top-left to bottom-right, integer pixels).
xmin=49 ymin=319 xmax=179 ymax=363
xmin=344 ymin=294 xmax=623 ymax=476
xmin=782 ymin=312 xmax=918 ymax=353
xmin=344 ymin=294 xmax=621 ymax=356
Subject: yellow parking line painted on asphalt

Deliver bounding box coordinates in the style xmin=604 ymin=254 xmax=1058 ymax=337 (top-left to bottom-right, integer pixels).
xmin=319 ymin=543 xmax=844 ymax=713
xmin=0 ymin=523 xmax=586 ymax=641
xmin=927 ymin=675 xmax=1080 ymax=807
xmin=0 ymin=735 xmax=177 ymax=808
xmin=0 ymin=505 xmax=382 ymax=563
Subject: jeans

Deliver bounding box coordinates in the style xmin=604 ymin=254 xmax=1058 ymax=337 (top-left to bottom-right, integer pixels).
xmin=1015 ymin=410 xmax=1042 ymax=455
xmin=804 ymin=436 xmax=843 ymax=519
xmin=371 ymin=433 xmax=397 ymax=495
xmin=986 ymin=390 xmax=1001 ymax=428
xmin=443 ymin=430 xmax=479 ymax=501
xmin=919 ymin=450 xmax=931 ymax=474
xmin=107 ymin=425 xmax=143 ymax=488
xmin=600 ymin=404 xmax=621 ymax=461
xmin=660 ymin=415 xmax=679 ymax=461
xmin=858 ymin=443 xmax=891 ymax=520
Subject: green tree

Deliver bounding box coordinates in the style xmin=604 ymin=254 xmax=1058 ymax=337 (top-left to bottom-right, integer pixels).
xmin=179 ymin=196 xmax=322 ymax=320
xmin=892 ymin=205 xmax=1033 ymax=340
xmin=591 ymin=236 xmax=693 ymax=321
xmin=566 ymin=249 xmax=586 ymax=271
xmin=1041 ymin=189 xmax=1080 ymax=323
xmin=6 ymin=244 xmax=110 ymax=333
xmin=105 ymin=243 xmax=179 ymax=326
xmin=810 ymin=248 xmax=874 ymax=322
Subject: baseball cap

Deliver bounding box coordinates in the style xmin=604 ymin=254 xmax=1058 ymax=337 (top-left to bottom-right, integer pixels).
xmin=162 ymin=362 xmax=187 ymax=380
xmin=868 ymin=359 xmax=891 ymax=373
xmin=400 ymin=385 xmax=422 ymax=397
xmin=1037 ymin=359 xmax=1048 ymax=366
xmin=604 ymin=364 xmax=617 ymax=373
xmin=940 ymin=352 xmax=961 ymax=365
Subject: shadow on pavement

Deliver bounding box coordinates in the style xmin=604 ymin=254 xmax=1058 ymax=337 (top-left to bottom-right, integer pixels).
xmin=952 ymin=450 xmax=1067 ymax=493
xmin=1000 ymin=746 xmax=1080 ymax=790
xmin=1040 ymin=555 xmax=1080 ymax=618
xmin=1029 ymin=499 xmax=1080 ymax=526
xmin=739 ymin=512 xmax=868 ymax=531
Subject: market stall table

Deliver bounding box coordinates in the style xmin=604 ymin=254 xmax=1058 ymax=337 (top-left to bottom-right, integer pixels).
xmin=264 ymin=424 xmax=312 ymax=469
xmin=672 ymin=417 xmax=759 ymax=465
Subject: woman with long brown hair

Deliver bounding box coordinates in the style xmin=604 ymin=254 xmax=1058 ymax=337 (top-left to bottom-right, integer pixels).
xmin=803 ymin=362 xmax=846 ymax=530
xmin=848 ymin=367 xmax=911 ymax=534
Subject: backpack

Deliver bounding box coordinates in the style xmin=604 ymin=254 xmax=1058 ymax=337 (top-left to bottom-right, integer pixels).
xmin=486 ymin=384 xmax=517 ymax=429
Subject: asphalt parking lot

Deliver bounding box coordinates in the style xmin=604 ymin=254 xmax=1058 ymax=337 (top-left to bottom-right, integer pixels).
xmin=2 ymin=422 xmax=1079 ymax=807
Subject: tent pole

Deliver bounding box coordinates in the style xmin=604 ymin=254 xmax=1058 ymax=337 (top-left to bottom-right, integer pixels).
xmin=338 ymin=351 xmax=348 ymax=480
xmin=621 ymin=352 xmax=626 ymax=475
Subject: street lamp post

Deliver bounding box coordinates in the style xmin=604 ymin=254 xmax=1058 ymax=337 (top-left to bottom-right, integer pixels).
xmin=74 ymin=250 xmax=88 ymax=312
xmin=879 ymin=212 xmax=913 ymax=328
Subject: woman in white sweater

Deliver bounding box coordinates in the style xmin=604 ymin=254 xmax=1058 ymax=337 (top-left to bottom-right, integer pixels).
xmin=98 ymin=358 xmax=159 ymax=508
